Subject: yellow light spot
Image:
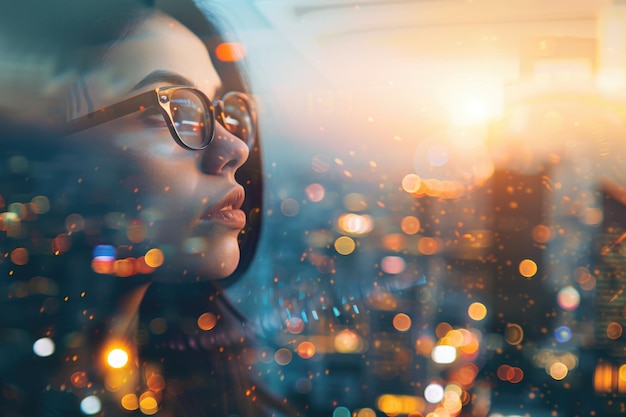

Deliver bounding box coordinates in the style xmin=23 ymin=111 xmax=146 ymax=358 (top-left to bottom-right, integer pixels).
xmin=392 ymin=313 xmax=412 ymax=332
xmin=197 ymin=312 xmax=217 ymax=331
xmin=337 ymin=213 xmax=373 ymax=236
xmin=139 ymin=392 xmax=159 ymax=415
xmin=334 ymin=329 xmax=363 ymax=353
xmin=334 ymin=236 xmax=356 ymax=255
xmin=356 ymin=408 xmax=377 ymax=417
xmin=549 ymin=362 xmax=568 ymax=380
xmin=121 ymin=394 xmax=139 ymax=411
xmin=402 ymin=174 xmax=422 ymax=193
xmin=144 ymin=248 xmax=164 ymax=268
xmin=519 ymin=259 xmax=538 ymax=278
xmin=467 ymin=302 xmax=487 ymax=321
xmin=106 ymin=348 xmax=129 ymax=368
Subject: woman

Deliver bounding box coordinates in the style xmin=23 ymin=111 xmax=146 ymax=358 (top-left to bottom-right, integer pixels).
xmin=0 ymin=1 xmax=296 ymax=416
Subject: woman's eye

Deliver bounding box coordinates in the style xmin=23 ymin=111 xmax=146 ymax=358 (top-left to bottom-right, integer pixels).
xmin=139 ymin=110 xmax=167 ymax=128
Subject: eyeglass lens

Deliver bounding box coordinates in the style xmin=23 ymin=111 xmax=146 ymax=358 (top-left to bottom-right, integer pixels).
xmin=221 ymin=93 xmax=254 ymax=148
xmin=170 ymin=89 xmax=210 ymax=150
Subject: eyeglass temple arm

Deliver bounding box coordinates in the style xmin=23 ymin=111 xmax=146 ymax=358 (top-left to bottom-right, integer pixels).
xmin=64 ymin=90 xmax=158 ymax=134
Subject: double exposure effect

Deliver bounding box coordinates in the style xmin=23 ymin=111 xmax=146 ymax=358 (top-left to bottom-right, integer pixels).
xmin=3 ymin=1 xmax=626 ymax=417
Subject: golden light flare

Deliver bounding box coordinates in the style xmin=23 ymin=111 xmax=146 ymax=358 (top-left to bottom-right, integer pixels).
xmin=144 ymin=248 xmax=164 ymax=268
xmin=121 ymin=393 xmax=139 ymax=411
xmin=334 ymin=236 xmax=356 ymax=255
xmin=106 ymin=348 xmax=129 ymax=369
xmin=139 ymin=392 xmax=159 ymax=415
xmin=337 ymin=213 xmax=374 ymax=236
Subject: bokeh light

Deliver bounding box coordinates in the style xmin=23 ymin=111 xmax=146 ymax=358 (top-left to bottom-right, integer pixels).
xmin=144 ymin=248 xmax=164 ymax=268
xmin=400 ymin=216 xmax=421 ymax=235
xmin=343 ymin=193 xmax=367 ymax=211
xmin=381 ymin=256 xmax=406 ymax=274
xmin=10 ymin=247 xmax=29 ymax=265
xmin=402 ymin=174 xmax=422 ymax=193
xmin=280 ymin=198 xmax=299 ymax=216
xmin=305 ymin=183 xmax=325 ymax=202
xmin=334 ymin=236 xmax=356 ymax=255
xmin=431 ymin=345 xmax=457 ymax=364
xmin=106 ymin=348 xmax=129 ymax=368
xmin=337 ymin=213 xmax=374 ymax=236
xmin=557 ymin=286 xmax=581 ymax=311
xmin=197 ymin=312 xmax=218 ymax=331
xmin=333 ymin=406 xmax=351 ymax=417
xmin=554 ymin=326 xmax=572 ymax=343
xmin=297 ymin=341 xmax=316 ymax=359
xmin=286 ymin=317 xmax=305 ymax=334
xmin=30 ymin=195 xmax=50 ymax=214
xmin=518 ymin=259 xmax=538 ymax=278
xmin=80 ymin=395 xmax=102 ymax=415
xmin=334 ymin=329 xmax=363 ymax=353
xmin=607 ymin=322 xmax=623 ymax=340
xmin=33 ymin=337 xmax=55 ymax=357
xmin=467 ymin=302 xmax=487 ymax=321
xmin=424 ymin=383 xmax=444 ymax=403
xmin=393 ymin=313 xmax=412 ymax=332
xmin=274 ymin=348 xmax=293 ymax=365
xmin=549 ymin=362 xmax=569 ymax=380
xmin=504 ymin=323 xmax=524 ymax=345
xmin=121 ymin=393 xmax=139 ymax=411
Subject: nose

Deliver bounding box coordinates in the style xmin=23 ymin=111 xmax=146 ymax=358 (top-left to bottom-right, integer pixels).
xmin=199 ymin=123 xmax=249 ymax=175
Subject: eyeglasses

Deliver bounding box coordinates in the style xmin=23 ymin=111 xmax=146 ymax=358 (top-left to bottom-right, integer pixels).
xmin=65 ymin=86 xmax=256 ymax=150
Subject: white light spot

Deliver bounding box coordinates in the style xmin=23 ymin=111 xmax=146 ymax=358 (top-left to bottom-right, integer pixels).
xmin=80 ymin=395 xmax=102 ymax=415
xmin=424 ymin=383 xmax=444 ymax=403
xmin=33 ymin=337 xmax=55 ymax=357
xmin=431 ymin=345 xmax=456 ymax=364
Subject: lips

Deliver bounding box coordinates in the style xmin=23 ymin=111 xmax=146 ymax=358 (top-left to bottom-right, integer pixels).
xmin=200 ymin=188 xmax=246 ymax=229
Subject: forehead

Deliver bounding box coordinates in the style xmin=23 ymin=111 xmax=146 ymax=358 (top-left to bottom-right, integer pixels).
xmin=85 ymin=11 xmax=221 ymax=108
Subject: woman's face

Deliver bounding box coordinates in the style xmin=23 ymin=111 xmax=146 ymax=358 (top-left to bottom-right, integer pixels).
xmin=68 ymin=11 xmax=250 ymax=282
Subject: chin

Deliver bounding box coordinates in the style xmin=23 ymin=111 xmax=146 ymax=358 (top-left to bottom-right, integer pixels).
xmin=153 ymin=235 xmax=242 ymax=283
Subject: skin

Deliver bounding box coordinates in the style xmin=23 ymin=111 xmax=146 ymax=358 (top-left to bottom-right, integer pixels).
xmin=69 ymin=10 xmax=250 ymax=281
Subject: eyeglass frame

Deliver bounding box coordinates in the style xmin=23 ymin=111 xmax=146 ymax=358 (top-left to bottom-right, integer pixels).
xmin=64 ymin=86 xmax=256 ymax=150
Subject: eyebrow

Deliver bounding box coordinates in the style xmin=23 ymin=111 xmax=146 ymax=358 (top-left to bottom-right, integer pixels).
xmin=131 ymin=70 xmax=195 ymax=92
